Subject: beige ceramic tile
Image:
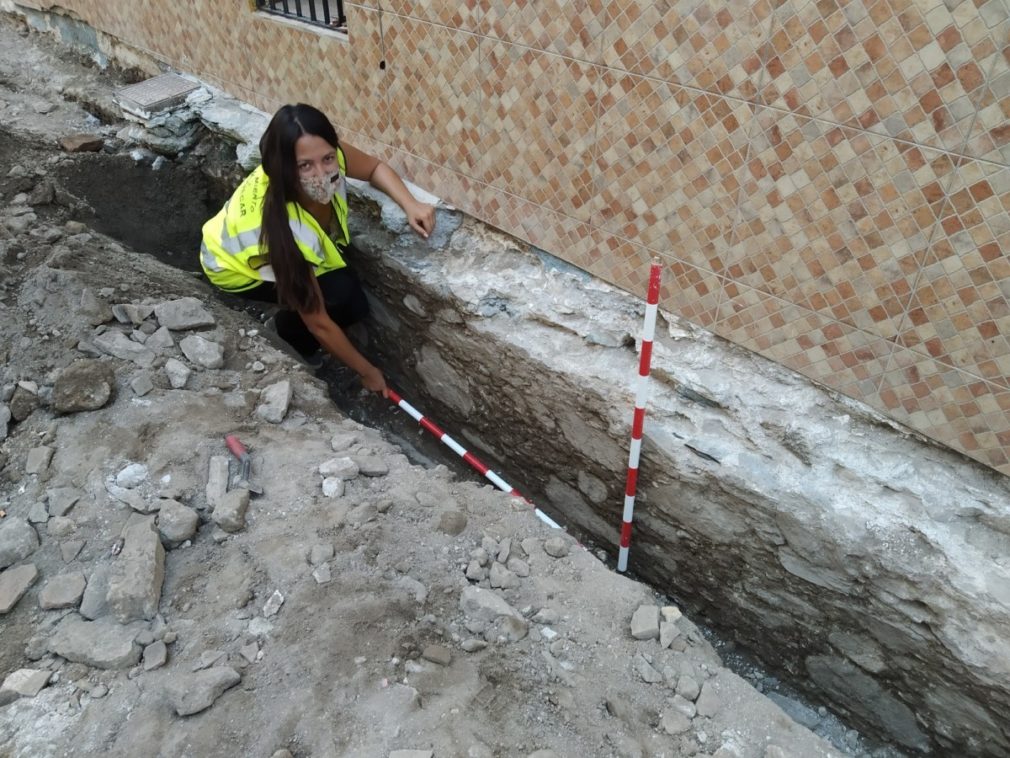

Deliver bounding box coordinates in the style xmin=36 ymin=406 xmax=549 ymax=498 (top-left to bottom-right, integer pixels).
xmin=592 ymin=70 xmax=754 ymax=272
xmin=726 ymin=106 xmax=957 ymax=340
xmin=599 ymin=0 xmax=774 ymax=100
xmin=479 ymin=41 xmax=601 ymax=220
xmin=382 ymin=0 xmax=481 ymax=31
xmin=479 ymin=0 xmax=602 ymax=61
xmin=383 ymin=17 xmax=482 ymax=177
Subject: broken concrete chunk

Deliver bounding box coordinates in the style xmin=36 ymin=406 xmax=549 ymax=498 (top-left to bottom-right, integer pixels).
xmin=25 ymin=446 xmax=54 ymax=475
xmin=52 ymin=360 xmax=115 ymax=413
xmin=48 ymin=616 xmax=141 ymax=669
xmin=165 ymin=666 xmax=241 ymax=715
xmin=661 ymin=605 xmax=682 ymax=623
xmin=0 ymin=519 xmax=40 ymax=570
xmin=695 ymin=680 xmax=721 ymax=718
xmin=630 ymin=605 xmax=660 ymax=641
xmin=255 ymin=380 xmax=291 ymax=424
xmin=38 ymin=571 xmax=87 ymax=609
xmin=213 ymin=488 xmax=249 ymax=533
xmin=164 ymin=358 xmax=191 ymax=389
xmin=154 ymin=297 xmax=215 ymax=330
xmin=106 ymin=517 xmax=165 ymax=622
xmin=0 ymin=563 xmax=39 ymax=614
xmin=179 ymin=335 xmax=224 ymax=369
xmin=93 ymin=330 xmax=156 ymax=367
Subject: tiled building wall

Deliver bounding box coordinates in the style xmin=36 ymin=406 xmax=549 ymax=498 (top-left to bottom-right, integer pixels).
xmin=37 ymin=0 xmax=1010 ymax=475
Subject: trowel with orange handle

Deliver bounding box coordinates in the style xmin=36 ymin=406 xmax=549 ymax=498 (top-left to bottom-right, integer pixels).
xmin=224 ymin=434 xmax=264 ymax=495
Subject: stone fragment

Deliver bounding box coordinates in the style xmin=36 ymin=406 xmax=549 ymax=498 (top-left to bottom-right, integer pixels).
xmin=47 ymin=517 xmax=75 ymax=537
xmin=52 ymin=360 xmax=115 ymax=413
xmin=60 ymin=134 xmax=104 ymax=153
xmin=9 ymin=383 xmax=39 ymax=422
xmin=0 ymin=668 xmax=50 ymax=705
xmin=47 ymin=487 xmax=83 ymax=517
xmin=677 ymin=675 xmax=701 ymax=702
xmin=461 ymin=639 xmax=487 ymax=652
xmin=48 ymin=616 xmax=141 ymax=669
xmin=497 ymin=538 xmax=512 ymax=563
xmin=0 ymin=563 xmax=38 ymax=613
xmin=660 ymin=621 xmax=682 ymax=649
xmin=106 ymin=517 xmax=165 ymax=622
xmin=321 ymin=477 xmax=344 ymax=498
xmin=93 ymin=330 xmax=156 ymax=367
xmin=389 ymin=751 xmax=433 ymax=758
xmin=670 ymin=694 xmax=697 ymax=719
xmin=630 ymin=605 xmax=660 ymax=640
xmin=130 ymin=373 xmax=154 ymax=396
xmin=206 ymin=455 xmax=230 ymax=509
xmin=165 ymin=666 xmax=241 ymax=716
xmin=25 ymin=446 xmax=54 ymax=475
xmin=240 ymin=643 xmax=259 ymax=664
xmin=460 ymin=586 xmax=527 ymax=642
xmin=271 ymin=751 xmax=293 ymax=758
xmin=78 ymin=288 xmax=113 ymax=326
xmin=157 ymin=499 xmax=200 ymax=547
xmin=255 ymin=380 xmax=291 ymax=423
xmin=116 ymin=462 xmax=148 ymax=488
xmin=164 ymin=358 xmax=191 ymax=389
xmin=507 ymin=557 xmax=530 ymax=577
xmin=465 ymin=560 xmax=485 ymax=581
xmin=661 ymin=710 xmax=692 ymax=735
xmin=154 ymin=297 xmax=216 ymax=330
xmin=312 ymin=564 xmax=331 ymax=584
xmin=39 ymin=572 xmax=86 ymax=609
xmin=180 ymin=335 xmax=225 ymax=369
xmin=489 ymin=562 xmax=519 ymax=589
xmin=330 ymin=432 xmax=358 ymax=451
xmin=145 ymin=326 xmax=174 ymax=350
xmin=79 ymin=564 xmax=111 ymax=620
xmin=0 ymin=404 xmax=9 ymax=442
xmin=532 ymin=608 xmax=559 ymax=625
xmin=0 ymin=519 xmax=39 ymax=569
xmin=437 ymin=510 xmax=468 ymax=536
xmin=27 ymin=501 xmax=48 ymax=524
xmin=143 ymin=640 xmax=168 ymax=670
xmin=355 ymin=456 xmax=389 ymax=477
xmin=309 ymin=543 xmax=335 ymax=566
xmin=695 ymin=681 xmax=721 ymax=717
xmin=318 ymin=456 xmax=358 ymax=479
xmin=193 ymin=650 xmax=226 ymax=671
xmin=105 ymin=481 xmax=155 ymax=513
xmin=346 ymin=503 xmax=377 ymax=525
xmin=263 ymin=590 xmax=284 ymax=617
xmin=635 ymin=654 xmax=663 ymax=684
xmin=213 ymin=489 xmax=249 ymax=532
xmin=543 ymin=537 xmax=569 ymax=558
xmin=90 ymin=684 xmax=109 ymax=698
xmin=661 ymin=605 xmax=683 ymax=623
xmin=61 ymin=540 xmax=85 ymax=563
xmin=113 ymin=303 xmax=153 ymax=326
xmin=422 ymin=645 xmax=452 ymax=666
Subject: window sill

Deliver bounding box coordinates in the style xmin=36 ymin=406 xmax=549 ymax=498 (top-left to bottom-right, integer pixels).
xmin=252 ymin=11 xmax=349 ymax=42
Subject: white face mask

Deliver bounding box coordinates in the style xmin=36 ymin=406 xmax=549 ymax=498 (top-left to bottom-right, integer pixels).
xmin=301 ymin=170 xmax=340 ymax=205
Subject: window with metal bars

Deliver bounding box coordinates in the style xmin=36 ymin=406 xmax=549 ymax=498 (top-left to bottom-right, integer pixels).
xmin=256 ymin=0 xmax=347 ymax=31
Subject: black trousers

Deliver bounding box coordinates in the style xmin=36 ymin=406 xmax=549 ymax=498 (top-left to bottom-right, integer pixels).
xmin=235 ymin=267 xmax=369 ymax=357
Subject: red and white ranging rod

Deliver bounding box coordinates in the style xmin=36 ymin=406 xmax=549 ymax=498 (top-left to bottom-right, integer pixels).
xmin=387 ymin=388 xmax=561 ymax=529
xmin=617 ymin=259 xmax=662 ymax=573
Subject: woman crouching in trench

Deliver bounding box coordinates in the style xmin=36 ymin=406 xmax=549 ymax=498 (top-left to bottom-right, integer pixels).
xmin=200 ymin=103 xmax=436 ymax=397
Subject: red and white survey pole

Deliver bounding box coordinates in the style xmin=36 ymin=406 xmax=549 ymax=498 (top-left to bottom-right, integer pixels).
xmin=617 ymin=259 xmax=662 ymax=573
xmin=387 ymin=388 xmax=561 ymax=529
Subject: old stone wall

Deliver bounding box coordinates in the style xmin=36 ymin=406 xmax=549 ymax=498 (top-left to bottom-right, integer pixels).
xmin=347 ymin=189 xmax=1010 ymax=755
xmin=5 ymin=0 xmax=1010 ymax=478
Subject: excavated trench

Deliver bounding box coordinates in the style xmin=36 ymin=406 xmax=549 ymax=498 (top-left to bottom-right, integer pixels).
xmin=41 ymin=136 xmax=1010 ymax=758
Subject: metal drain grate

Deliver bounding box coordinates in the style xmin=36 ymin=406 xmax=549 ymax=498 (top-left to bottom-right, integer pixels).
xmin=115 ymin=73 xmax=200 ymax=119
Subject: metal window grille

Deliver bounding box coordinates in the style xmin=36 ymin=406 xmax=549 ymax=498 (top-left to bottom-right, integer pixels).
xmin=256 ymin=0 xmax=346 ymax=30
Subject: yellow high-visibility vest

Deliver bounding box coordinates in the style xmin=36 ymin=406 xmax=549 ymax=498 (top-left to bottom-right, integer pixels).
xmin=200 ymin=147 xmax=350 ymax=292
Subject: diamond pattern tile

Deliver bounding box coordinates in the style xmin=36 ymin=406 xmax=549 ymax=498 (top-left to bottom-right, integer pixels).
xmin=384 ymin=18 xmax=482 ymax=176
xmin=341 ymin=5 xmax=393 ymax=142
xmin=897 ymin=161 xmax=1010 ymax=387
xmin=658 ymin=254 xmax=724 ymax=328
xmin=599 ymin=0 xmax=774 ymax=100
xmin=875 ymin=346 xmax=1010 ymax=473
xmin=592 ymin=71 xmax=753 ymax=272
xmin=384 ymin=0 xmax=482 ymax=32
xmin=716 ymin=281 xmax=896 ymax=398
xmin=758 ymin=0 xmax=1005 ymax=153
xmin=726 ymin=107 xmax=957 ymax=340
xmin=476 ymin=187 xmax=594 ymax=264
xmin=480 ymin=41 xmax=601 ymax=219
xmin=479 ymin=0 xmax=602 ymax=61
xmin=961 ymin=7 xmax=1010 ymax=163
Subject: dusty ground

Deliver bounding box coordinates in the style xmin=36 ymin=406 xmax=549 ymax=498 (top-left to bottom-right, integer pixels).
xmin=0 ymin=15 xmax=848 ymax=758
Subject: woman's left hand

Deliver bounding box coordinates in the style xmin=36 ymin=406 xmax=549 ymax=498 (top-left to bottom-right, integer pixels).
xmin=406 ymin=201 xmax=436 ymax=240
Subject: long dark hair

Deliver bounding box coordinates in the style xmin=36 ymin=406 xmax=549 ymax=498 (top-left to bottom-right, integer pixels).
xmin=259 ymin=103 xmax=339 ymax=312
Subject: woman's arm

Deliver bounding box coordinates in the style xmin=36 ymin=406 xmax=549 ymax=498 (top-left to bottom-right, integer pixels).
xmin=341 ymin=141 xmax=436 ymax=239
xmin=298 ymin=278 xmax=387 ymax=396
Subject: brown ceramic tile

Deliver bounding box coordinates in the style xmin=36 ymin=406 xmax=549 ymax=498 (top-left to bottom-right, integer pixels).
xmin=874 ymin=345 xmax=1010 ymax=472
xmin=656 ymin=253 xmax=724 ymax=328
xmin=599 ymin=0 xmax=773 ymax=100
xmin=961 ymin=8 xmax=1010 ymax=163
xmin=480 ymin=41 xmax=601 ymax=220
xmin=759 ymin=0 xmax=1005 ymax=153
xmin=726 ymin=106 xmax=956 ymax=340
xmin=592 ymin=71 xmax=753 ymax=272
xmin=897 ymin=161 xmax=1010 ymax=387
xmin=715 ymin=282 xmax=894 ymax=398
xmin=383 ymin=17 xmax=482 ymax=177
xmin=382 ymin=0 xmax=481 ymax=32
xmin=479 ymin=0 xmax=602 ymax=61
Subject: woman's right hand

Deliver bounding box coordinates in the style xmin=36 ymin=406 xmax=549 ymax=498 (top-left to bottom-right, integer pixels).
xmin=360 ymin=365 xmax=388 ymax=398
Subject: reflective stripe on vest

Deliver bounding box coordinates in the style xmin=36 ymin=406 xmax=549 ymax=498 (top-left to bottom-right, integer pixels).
xmin=200 ymin=149 xmax=350 ymax=292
